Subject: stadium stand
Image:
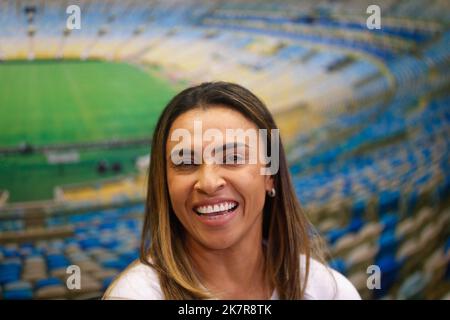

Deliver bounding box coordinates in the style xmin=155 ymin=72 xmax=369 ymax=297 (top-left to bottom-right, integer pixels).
xmin=0 ymin=0 xmax=449 ymax=299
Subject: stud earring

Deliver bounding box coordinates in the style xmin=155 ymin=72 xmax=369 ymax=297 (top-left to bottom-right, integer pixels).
xmin=267 ymin=188 xmax=276 ymax=197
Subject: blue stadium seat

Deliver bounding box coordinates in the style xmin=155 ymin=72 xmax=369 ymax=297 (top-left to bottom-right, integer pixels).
xmin=102 ymin=276 xmax=115 ymax=292
xmin=346 ymin=218 xmax=364 ymax=233
xmin=3 ymin=281 xmax=33 ymax=300
xmin=378 ymin=191 xmax=401 ymax=214
xmin=374 ymin=256 xmax=403 ymax=299
xmin=0 ymin=258 xmax=22 ymax=285
xmin=326 ymin=228 xmax=347 ymax=245
xmin=380 ymin=213 xmax=399 ymax=232
xmin=329 ymin=259 xmax=347 ymax=276
xmin=377 ymin=231 xmax=399 ymax=259
xmin=35 ymin=277 xmax=63 ymax=291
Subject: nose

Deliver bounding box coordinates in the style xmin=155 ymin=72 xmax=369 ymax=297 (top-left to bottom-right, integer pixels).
xmin=194 ymin=164 xmax=226 ymax=195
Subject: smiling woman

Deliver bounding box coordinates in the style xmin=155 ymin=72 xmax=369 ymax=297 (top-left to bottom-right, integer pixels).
xmin=103 ymin=82 xmax=361 ymax=300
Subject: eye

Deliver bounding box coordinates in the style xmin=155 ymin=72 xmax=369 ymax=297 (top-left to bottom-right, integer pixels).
xmin=224 ymin=153 xmax=244 ymax=164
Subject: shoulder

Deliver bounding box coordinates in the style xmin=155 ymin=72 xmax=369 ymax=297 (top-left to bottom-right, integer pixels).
xmin=103 ymin=256 xmax=361 ymax=300
xmin=103 ymin=260 xmax=163 ymax=300
xmin=301 ymin=255 xmax=361 ymax=300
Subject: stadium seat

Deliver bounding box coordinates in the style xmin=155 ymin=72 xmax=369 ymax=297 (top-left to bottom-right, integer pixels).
xmin=374 ymin=256 xmax=403 ymax=299
xmin=3 ymin=281 xmax=33 ymax=300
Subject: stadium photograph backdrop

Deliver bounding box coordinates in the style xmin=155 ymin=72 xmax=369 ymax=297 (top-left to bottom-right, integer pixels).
xmin=0 ymin=0 xmax=449 ymax=300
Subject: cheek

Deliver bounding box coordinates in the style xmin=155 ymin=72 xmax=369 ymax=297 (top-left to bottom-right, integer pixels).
xmin=236 ymin=166 xmax=267 ymax=208
xmin=167 ymin=173 xmax=192 ymax=214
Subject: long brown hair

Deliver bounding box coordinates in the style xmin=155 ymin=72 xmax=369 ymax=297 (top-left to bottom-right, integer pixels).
xmin=140 ymin=82 xmax=325 ymax=299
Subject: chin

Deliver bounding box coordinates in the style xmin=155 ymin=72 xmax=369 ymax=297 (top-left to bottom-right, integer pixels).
xmin=198 ymin=234 xmax=239 ymax=250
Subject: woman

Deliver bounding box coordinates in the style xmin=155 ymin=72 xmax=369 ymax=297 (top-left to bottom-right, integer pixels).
xmin=104 ymin=82 xmax=361 ymax=299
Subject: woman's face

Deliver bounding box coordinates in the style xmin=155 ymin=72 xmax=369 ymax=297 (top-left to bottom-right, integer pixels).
xmin=166 ymin=105 xmax=274 ymax=250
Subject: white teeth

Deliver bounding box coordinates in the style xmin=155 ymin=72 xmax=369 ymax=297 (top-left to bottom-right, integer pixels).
xmin=195 ymin=202 xmax=237 ymax=214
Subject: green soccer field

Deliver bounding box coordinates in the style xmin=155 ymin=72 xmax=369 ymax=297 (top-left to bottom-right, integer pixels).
xmin=0 ymin=60 xmax=177 ymax=202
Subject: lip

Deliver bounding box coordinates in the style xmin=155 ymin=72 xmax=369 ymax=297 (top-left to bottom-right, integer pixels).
xmin=191 ymin=198 xmax=240 ymax=227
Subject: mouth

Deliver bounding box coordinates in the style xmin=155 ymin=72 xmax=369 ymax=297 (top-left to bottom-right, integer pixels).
xmin=193 ymin=201 xmax=239 ymax=218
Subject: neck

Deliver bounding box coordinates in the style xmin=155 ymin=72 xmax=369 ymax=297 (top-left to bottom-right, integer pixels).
xmin=186 ymin=224 xmax=271 ymax=299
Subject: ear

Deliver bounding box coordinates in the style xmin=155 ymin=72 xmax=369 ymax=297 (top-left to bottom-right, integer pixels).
xmin=264 ymin=174 xmax=274 ymax=192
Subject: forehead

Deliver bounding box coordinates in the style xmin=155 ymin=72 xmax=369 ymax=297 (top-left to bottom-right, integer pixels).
xmin=170 ymin=106 xmax=256 ymax=133
xmin=166 ymin=106 xmax=259 ymax=150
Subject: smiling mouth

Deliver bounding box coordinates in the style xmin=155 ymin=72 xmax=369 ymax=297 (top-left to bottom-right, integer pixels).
xmin=193 ymin=201 xmax=239 ymax=216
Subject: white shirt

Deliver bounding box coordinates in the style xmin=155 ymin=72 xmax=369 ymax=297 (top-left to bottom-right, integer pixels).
xmin=104 ymin=256 xmax=361 ymax=300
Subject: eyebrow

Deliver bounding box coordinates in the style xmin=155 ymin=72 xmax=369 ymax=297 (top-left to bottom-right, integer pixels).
xmin=168 ymin=142 xmax=249 ymax=160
